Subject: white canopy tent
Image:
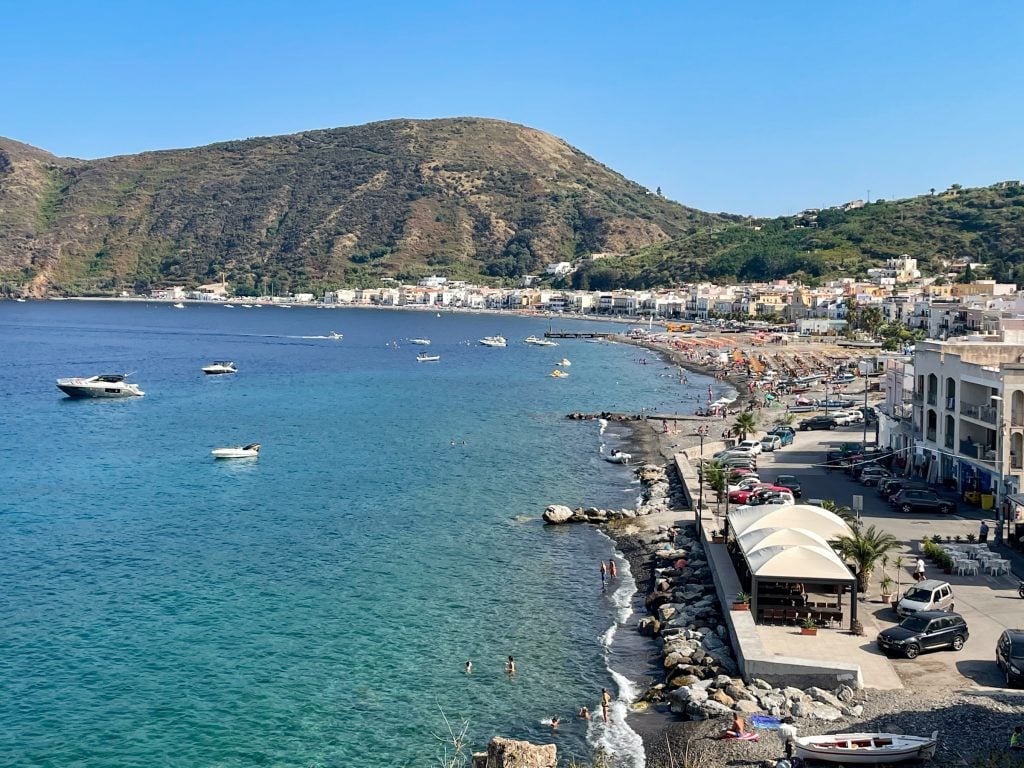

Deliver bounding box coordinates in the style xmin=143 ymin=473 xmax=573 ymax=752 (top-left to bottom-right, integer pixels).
xmin=727 ymin=505 xmax=857 ymax=628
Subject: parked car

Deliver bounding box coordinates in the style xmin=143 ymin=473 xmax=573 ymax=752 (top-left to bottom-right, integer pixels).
xmin=879 ymin=478 xmax=929 ymax=499
xmin=895 ymin=579 xmax=955 ymax=617
xmin=831 ymin=410 xmax=857 ymax=426
xmin=891 ymin=489 xmax=957 ymax=515
xmin=722 ymin=457 xmax=757 ymax=470
xmin=747 ymin=489 xmax=795 ymax=506
xmin=996 ymin=629 xmax=1024 ymax=688
xmin=859 ymin=406 xmax=879 ymax=424
xmin=737 ymin=439 xmax=763 ymax=455
xmin=760 ymin=434 xmax=783 ymax=452
xmin=799 ymin=415 xmax=838 ymax=431
xmin=727 ymin=476 xmax=763 ymax=492
xmin=729 ymin=484 xmax=772 ymax=504
xmin=774 ymin=474 xmax=802 ymax=498
xmin=877 ymin=611 xmax=968 ymax=659
xmin=860 ymin=467 xmax=892 ymax=487
xmin=770 ymin=430 xmax=795 ymax=447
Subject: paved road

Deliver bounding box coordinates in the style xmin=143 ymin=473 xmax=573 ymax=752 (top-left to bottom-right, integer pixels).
xmin=752 ymin=422 xmax=1022 ymax=692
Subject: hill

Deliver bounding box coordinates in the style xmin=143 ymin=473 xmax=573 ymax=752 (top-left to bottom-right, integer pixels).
xmin=0 ymin=118 xmax=720 ymax=295
xmin=569 ymin=183 xmax=1024 ymax=289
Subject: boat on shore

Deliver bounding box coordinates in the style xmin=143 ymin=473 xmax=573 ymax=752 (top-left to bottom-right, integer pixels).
xmin=56 ymin=373 xmax=145 ymax=399
xmin=410 ymin=338 xmax=431 ymax=345
xmin=479 ymin=336 xmax=507 ymax=347
xmin=605 ymin=449 xmax=632 ymax=464
xmin=416 ymin=353 xmax=440 ymax=362
xmin=211 ymin=443 xmax=261 ymax=459
xmin=794 ymin=731 xmax=938 ymax=764
xmin=202 ymin=361 xmax=237 ymax=375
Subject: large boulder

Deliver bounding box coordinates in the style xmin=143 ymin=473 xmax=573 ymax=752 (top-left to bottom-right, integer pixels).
xmin=806 ymin=687 xmax=844 ymax=709
xmin=472 ymin=737 xmax=557 ymax=768
xmin=542 ymin=505 xmax=573 ymax=524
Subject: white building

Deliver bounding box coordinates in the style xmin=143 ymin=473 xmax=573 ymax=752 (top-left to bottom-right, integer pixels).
xmin=545 ymin=262 xmax=574 ymax=276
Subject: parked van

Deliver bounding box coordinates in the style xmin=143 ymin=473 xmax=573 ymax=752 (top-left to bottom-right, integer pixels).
xmin=895 ymin=579 xmax=955 ymax=617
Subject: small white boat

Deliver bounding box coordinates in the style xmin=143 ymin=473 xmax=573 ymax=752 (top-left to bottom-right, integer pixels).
xmin=417 ymin=353 xmax=441 ymax=362
xmin=211 ymin=443 xmax=261 ymax=459
xmin=479 ymin=336 xmax=507 ymax=347
xmin=410 ymin=338 xmax=432 ymax=346
xmin=172 ymin=303 xmax=185 ymax=309
xmin=241 ymin=304 xmax=253 ymax=308
xmin=224 ymin=303 xmax=235 ymax=308
xmin=549 ymin=369 xmax=569 ymax=378
xmin=56 ymin=373 xmax=144 ymax=399
xmin=202 ymin=361 xmax=237 ymax=375
xmin=794 ymin=731 xmax=938 ymax=764
xmin=328 ymin=331 xmax=343 ymax=340
xmin=558 ymin=358 xmax=572 ymax=367
xmin=15 ymin=298 xmax=27 ymax=302
xmin=525 ymin=335 xmax=559 ymax=347
xmin=606 ymin=450 xmax=632 ymax=464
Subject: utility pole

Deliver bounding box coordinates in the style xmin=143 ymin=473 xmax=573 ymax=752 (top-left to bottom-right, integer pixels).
xmin=863 ymin=361 xmax=870 ymax=446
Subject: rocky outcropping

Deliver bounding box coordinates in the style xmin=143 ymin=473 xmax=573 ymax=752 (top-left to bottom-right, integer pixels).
xmin=543 ymin=463 xmax=670 ymax=525
xmin=471 ymin=737 xmax=556 ymax=768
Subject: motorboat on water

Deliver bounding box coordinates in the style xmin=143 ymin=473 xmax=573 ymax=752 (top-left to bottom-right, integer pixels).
xmin=172 ymin=303 xmax=185 ymax=309
xmin=15 ymin=298 xmax=26 ymax=302
xmin=479 ymin=336 xmax=507 ymax=347
xmin=416 ymin=353 xmax=441 ymax=362
xmin=328 ymin=331 xmax=343 ymax=340
xmin=794 ymin=731 xmax=938 ymax=764
xmin=202 ymin=361 xmax=237 ymax=375
xmin=606 ymin=449 xmax=632 ymax=464
xmin=557 ymin=358 xmax=572 ymax=367
xmin=211 ymin=443 xmax=261 ymax=459
xmin=241 ymin=304 xmax=253 ymax=308
xmin=410 ymin=338 xmax=432 ymax=345
xmin=224 ymin=303 xmax=235 ymax=308
xmin=549 ymin=368 xmax=569 ymax=378
xmin=525 ymin=335 xmax=558 ymax=346
xmin=56 ymin=373 xmax=145 ymax=399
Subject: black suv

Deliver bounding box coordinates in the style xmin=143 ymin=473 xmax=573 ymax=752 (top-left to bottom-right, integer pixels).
xmin=774 ymin=474 xmax=802 ymax=498
xmin=877 ymin=611 xmax=969 ymax=659
xmin=997 ymin=629 xmax=1024 ymax=687
xmin=891 ymin=489 xmax=957 ymax=515
xmin=879 ymin=478 xmax=928 ymax=499
xmin=799 ymin=415 xmax=838 ymax=431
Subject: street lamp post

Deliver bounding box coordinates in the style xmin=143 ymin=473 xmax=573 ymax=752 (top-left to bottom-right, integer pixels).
xmin=862 ymin=366 xmax=870 ymax=447
xmin=697 ymin=425 xmax=708 ymax=528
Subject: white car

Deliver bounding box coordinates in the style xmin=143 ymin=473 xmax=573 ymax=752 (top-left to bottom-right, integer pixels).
xmin=737 ymin=439 xmax=763 ymax=455
xmin=728 ymin=476 xmax=763 ymax=492
xmin=830 ymin=411 xmax=857 ymax=426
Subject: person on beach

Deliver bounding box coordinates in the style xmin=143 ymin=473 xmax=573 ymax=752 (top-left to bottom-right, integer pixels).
xmin=505 ymin=656 xmax=516 ymax=675
xmin=608 ymin=558 xmax=618 ymax=579
xmin=779 ymin=716 xmax=798 ymax=757
xmin=1011 ymin=726 xmax=1024 ymax=750
xmin=600 ymin=560 xmax=607 ymax=584
xmin=465 ymin=660 xmax=472 ymax=675
xmin=601 ymin=688 xmax=612 ymax=722
xmin=915 ymin=557 xmax=926 ymax=582
xmin=579 ymin=706 xmax=591 ymax=720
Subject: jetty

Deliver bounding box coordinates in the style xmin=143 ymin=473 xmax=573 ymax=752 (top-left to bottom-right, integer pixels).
xmin=544 ymin=331 xmax=613 ymax=339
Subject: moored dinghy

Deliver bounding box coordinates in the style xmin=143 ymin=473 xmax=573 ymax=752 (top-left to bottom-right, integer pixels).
xmin=794 ymin=731 xmax=938 ymax=764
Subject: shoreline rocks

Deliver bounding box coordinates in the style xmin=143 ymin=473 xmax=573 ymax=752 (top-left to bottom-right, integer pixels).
xmin=542 ymin=463 xmax=671 ymax=525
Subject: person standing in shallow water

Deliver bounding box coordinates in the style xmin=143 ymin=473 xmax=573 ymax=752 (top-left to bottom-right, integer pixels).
xmin=601 ymin=688 xmax=612 ymax=722
xmin=600 ymin=561 xmax=607 ymax=585
xmin=464 ymin=661 xmax=472 ymax=675
xmin=608 ymin=558 xmax=618 ymax=579
xmin=505 ymin=656 xmax=516 ymax=675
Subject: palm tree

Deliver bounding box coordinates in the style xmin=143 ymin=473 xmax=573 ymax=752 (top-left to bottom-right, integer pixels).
xmin=732 ymin=412 xmax=757 ymax=441
xmin=701 ymin=460 xmax=731 ymax=525
xmin=832 ymin=524 xmax=899 ymax=594
xmin=774 ymin=412 xmax=796 ymax=427
xmin=819 ymin=499 xmax=860 ymax=528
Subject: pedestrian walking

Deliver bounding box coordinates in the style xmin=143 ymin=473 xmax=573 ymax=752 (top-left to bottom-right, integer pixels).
xmin=914 ymin=557 xmax=926 ymax=582
xmin=779 ymin=716 xmax=798 ymax=758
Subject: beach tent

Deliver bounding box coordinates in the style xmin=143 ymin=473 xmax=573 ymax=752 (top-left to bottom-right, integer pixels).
xmin=729 ymin=505 xmax=852 ymax=541
xmin=744 ymin=544 xmax=855 ymax=582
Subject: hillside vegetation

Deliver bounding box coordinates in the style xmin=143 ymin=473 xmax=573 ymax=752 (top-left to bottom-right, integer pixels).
xmin=567 ymin=183 xmax=1024 ymax=290
xmin=0 ymin=119 xmax=717 ymax=295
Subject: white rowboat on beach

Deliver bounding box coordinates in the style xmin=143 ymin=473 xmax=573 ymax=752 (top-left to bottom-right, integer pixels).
xmin=793 ymin=731 xmax=938 ymax=764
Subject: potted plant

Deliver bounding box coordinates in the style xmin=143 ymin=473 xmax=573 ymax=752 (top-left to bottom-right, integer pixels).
xmin=800 ymin=616 xmax=818 ymax=636
xmin=939 ymin=552 xmax=954 ymax=574
xmin=731 ymin=591 xmax=750 ymax=611
xmin=879 ymin=575 xmax=894 ymax=604
xmin=954 ymin=534 xmax=963 ymax=544
xmin=966 ymin=533 xmax=977 ymax=544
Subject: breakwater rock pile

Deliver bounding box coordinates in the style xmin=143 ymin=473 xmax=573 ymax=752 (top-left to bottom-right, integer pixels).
xmin=635 ymin=524 xmax=864 ymax=724
xmin=471 ymin=736 xmax=556 ymax=768
xmin=543 ymin=464 xmax=670 ymax=525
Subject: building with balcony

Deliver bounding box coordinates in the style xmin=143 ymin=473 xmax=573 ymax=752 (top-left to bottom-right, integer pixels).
xmin=912 ymin=323 xmax=1024 ymax=515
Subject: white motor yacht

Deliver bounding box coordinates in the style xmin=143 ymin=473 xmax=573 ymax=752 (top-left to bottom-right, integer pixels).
xmin=409 ymin=338 xmax=432 ymax=345
xmin=558 ymin=358 xmax=572 ymax=367
xmin=328 ymin=331 xmax=343 ymax=340
xmin=212 ymin=443 xmax=261 ymax=459
xmin=56 ymin=373 xmax=145 ymax=399
xmin=479 ymin=336 xmax=507 ymax=347
xmin=525 ymin=335 xmax=559 ymax=347
xmin=202 ymin=361 xmax=237 ymax=375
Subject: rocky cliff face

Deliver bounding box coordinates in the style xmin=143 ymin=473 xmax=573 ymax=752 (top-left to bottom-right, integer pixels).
xmin=0 ymin=119 xmax=716 ymax=294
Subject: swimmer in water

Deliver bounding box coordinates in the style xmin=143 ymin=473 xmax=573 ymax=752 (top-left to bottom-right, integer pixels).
xmin=550 ymin=717 xmax=560 ymax=730
xmin=578 ymin=706 xmax=591 ymax=720
xmin=465 ymin=660 xmax=472 ymax=674
xmin=505 ymin=656 xmax=516 ymax=675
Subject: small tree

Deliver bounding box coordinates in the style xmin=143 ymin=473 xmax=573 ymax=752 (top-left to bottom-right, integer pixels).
xmin=732 ymin=412 xmax=757 ymax=441
xmin=832 ymin=524 xmax=899 ymax=594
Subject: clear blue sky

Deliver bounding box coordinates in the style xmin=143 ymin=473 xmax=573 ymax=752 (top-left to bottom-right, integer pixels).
xmin=3 ymin=1 xmax=1022 ymax=216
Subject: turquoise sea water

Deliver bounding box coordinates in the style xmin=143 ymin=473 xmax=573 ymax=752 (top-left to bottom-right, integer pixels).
xmin=0 ymin=302 xmax=718 ymax=768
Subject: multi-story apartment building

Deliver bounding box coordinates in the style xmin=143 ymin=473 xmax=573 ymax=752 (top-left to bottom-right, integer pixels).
xmin=912 ymin=324 xmax=1024 ymax=525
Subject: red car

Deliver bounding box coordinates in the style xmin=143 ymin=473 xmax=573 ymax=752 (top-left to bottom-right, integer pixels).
xmin=730 ymin=484 xmax=788 ymax=504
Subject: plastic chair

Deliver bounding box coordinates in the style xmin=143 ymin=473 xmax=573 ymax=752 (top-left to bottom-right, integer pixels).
xmin=987 ymin=559 xmax=1010 ymax=576
xmin=956 ymin=559 xmax=978 ymax=576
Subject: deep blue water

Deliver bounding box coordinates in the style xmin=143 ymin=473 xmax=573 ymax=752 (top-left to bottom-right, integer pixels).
xmin=0 ymin=302 xmax=715 ymax=767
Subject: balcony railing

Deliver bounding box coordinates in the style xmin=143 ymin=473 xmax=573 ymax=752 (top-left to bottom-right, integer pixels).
xmin=959 ymin=401 xmax=997 ymax=425
xmin=959 ymin=440 xmax=998 ymax=465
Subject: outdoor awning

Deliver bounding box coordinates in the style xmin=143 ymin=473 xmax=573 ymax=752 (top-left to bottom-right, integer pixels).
xmin=730 ymin=504 xmax=852 ymax=541
xmin=736 ymin=526 xmax=834 ymax=553
xmin=745 ymin=544 xmax=855 ymax=581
